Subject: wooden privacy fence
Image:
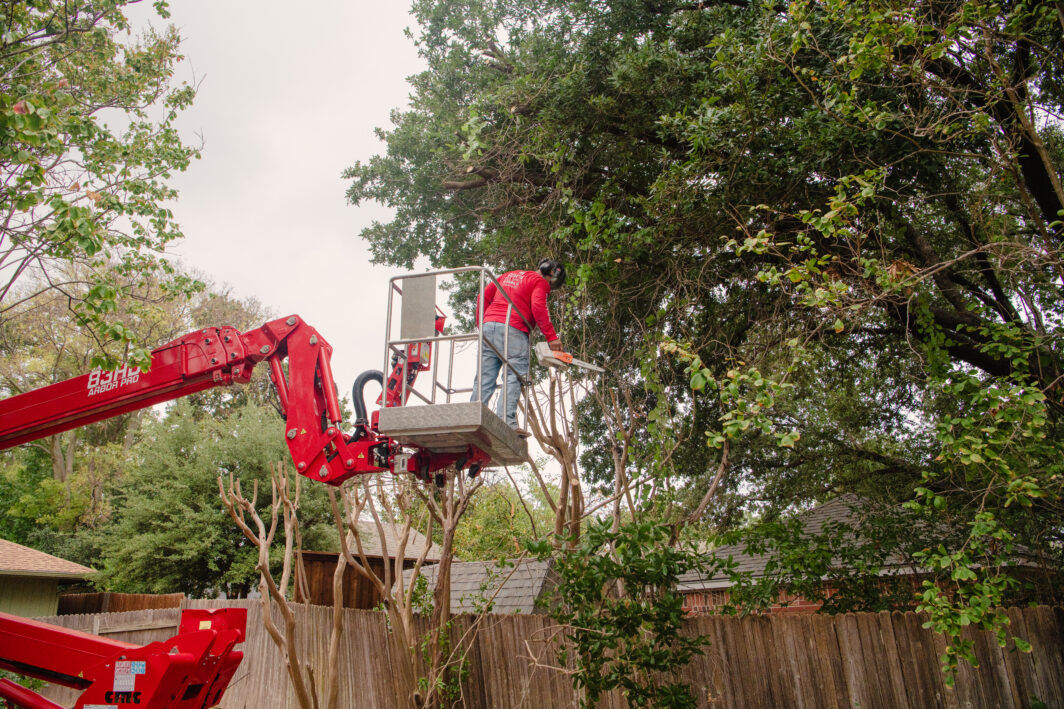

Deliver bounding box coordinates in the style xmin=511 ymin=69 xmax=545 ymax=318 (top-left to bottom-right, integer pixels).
xmin=57 ymin=591 xmax=184 ymax=615
xmin=33 ymin=602 xmax=1064 ymax=708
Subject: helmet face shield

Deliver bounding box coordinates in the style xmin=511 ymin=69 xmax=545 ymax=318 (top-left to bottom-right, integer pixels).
xmin=539 ymin=259 xmax=566 ymax=289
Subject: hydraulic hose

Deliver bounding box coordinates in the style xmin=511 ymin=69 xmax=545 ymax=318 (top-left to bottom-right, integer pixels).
xmin=352 ymin=370 xmax=384 ymax=426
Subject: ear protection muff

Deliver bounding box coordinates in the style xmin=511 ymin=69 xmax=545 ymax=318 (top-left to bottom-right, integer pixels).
xmin=538 ymin=259 xmax=566 ymax=289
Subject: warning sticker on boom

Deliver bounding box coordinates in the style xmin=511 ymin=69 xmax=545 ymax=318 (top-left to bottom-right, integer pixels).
xmin=112 ymin=659 xmax=145 ymax=692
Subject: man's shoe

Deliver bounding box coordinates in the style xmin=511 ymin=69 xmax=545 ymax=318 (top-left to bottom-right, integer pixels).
xmin=512 ymin=428 xmax=531 ymax=438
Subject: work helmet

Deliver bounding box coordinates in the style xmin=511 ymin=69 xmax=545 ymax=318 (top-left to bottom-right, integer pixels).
xmin=538 ymin=259 xmax=566 ymax=289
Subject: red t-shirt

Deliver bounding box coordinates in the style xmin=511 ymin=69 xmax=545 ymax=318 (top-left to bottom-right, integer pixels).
xmin=477 ymin=270 xmax=559 ymax=341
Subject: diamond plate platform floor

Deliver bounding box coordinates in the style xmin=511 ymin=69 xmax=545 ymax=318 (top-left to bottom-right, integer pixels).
xmin=377 ymin=402 xmax=528 ymax=466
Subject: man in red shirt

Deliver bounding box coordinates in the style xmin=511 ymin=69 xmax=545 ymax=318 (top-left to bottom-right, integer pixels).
xmin=473 ymin=259 xmax=566 ymax=430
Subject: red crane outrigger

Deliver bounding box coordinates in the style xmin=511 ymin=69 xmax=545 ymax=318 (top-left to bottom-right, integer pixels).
xmin=0 ymin=314 xmax=491 ymax=708
xmin=0 ymin=608 xmax=247 ymax=709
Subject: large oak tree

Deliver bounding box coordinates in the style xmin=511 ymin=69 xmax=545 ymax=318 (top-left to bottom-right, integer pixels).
xmin=346 ymin=0 xmax=1064 ymax=669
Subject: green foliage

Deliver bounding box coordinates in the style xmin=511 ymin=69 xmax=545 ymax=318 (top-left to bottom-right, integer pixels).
xmin=901 ymin=316 xmax=1064 ymax=679
xmin=911 ymin=511 xmax=1025 ymax=684
xmin=0 ymin=0 xmax=200 ymax=368
xmin=0 ymin=448 xmax=55 ymax=545
xmin=720 ymin=501 xmax=940 ymax=615
xmin=530 ymin=520 xmax=713 ymax=708
xmin=451 ymin=477 xmax=555 ymax=560
xmin=91 ymin=400 xmax=335 ymax=597
xmin=665 ymin=339 xmax=798 ymax=450
xmin=417 ymin=619 xmax=471 ymax=707
xmin=378 ymin=573 xmax=434 ymax=617
xmin=0 ymin=278 xmax=272 ymax=573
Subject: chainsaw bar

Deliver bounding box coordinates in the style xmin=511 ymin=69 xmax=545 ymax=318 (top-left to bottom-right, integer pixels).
xmin=534 ymin=341 xmax=605 ymax=373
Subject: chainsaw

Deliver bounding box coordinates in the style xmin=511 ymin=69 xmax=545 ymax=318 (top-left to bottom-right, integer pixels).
xmin=534 ymin=341 xmax=605 ymax=373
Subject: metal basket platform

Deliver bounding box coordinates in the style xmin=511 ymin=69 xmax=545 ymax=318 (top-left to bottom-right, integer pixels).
xmin=377 ymin=402 xmax=528 ymax=466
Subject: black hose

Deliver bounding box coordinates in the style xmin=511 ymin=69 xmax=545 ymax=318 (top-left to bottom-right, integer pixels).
xmin=352 ymin=370 xmax=384 ymax=426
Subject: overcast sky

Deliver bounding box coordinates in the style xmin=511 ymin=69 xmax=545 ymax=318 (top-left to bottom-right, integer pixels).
xmin=135 ymin=1 xmax=428 ymax=392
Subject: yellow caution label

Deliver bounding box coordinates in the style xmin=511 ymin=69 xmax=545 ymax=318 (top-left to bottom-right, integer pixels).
xmin=199 ymin=620 xmax=212 ymax=630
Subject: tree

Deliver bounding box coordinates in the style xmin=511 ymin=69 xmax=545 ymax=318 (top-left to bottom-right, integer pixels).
xmin=324 ymin=466 xmax=492 ymax=708
xmin=450 ymin=474 xmax=554 ymax=560
xmin=720 ymin=500 xmax=952 ymax=615
xmin=0 ymin=266 xmax=196 ymax=484
xmin=346 ymin=0 xmax=1064 ymax=676
xmin=344 ymin=0 xmax=908 ymax=515
xmin=92 ymin=399 xmax=335 ymax=596
xmin=0 ymin=0 xmax=199 ymax=369
xmin=220 ymin=462 xmax=346 ymax=709
xmin=530 ymin=520 xmax=712 ymax=708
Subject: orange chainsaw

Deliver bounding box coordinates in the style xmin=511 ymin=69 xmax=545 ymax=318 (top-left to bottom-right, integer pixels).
xmin=534 ymin=341 xmax=605 ymax=373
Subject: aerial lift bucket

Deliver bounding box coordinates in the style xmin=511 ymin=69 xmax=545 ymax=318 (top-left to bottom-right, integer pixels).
xmin=368 ymin=268 xmax=529 ymax=470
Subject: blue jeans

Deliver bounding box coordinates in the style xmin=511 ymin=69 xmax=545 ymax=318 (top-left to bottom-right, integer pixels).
xmin=471 ymin=321 xmax=529 ymax=427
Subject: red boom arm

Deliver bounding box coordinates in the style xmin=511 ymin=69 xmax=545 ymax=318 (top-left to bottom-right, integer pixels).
xmin=0 ymin=315 xmax=480 ymax=485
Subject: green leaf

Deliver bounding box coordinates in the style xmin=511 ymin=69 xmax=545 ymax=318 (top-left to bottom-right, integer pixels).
xmin=690 ymin=371 xmax=708 ymax=391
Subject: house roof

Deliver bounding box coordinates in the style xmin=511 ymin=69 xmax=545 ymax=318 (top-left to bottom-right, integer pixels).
xmin=0 ymin=538 xmax=95 ymax=580
xmin=676 ymin=495 xmax=873 ymax=592
xmin=406 ymin=558 xmax=555 ymax=614
xmin=678 ymin=494 xmax=1049 ymax=594
xmin=344 ymin=519 xmax=441 ymax=562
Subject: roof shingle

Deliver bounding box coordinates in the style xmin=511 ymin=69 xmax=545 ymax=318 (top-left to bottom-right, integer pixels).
xmin=349 ymin=519 xmax=441 ymax=561
xmin=677 ymin=495 xmax=867 ymax=591
xmin=0 ymin=538 xmax=95 ymax=579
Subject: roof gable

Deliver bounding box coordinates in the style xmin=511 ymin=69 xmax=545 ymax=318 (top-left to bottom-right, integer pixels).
xmin=408 ymin=558 xmax=555 ymax=614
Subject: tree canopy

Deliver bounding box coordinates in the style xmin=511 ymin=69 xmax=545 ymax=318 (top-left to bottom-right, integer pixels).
xmin=346 ymin=0 xmax=1064 ymax=670
xmin=0 ymin=273 xmax=291 ymax=592
xmin=91 ymin=399 xmax=336 ymax=597
xmin=0 ymin=0 xmax=200 ymax=369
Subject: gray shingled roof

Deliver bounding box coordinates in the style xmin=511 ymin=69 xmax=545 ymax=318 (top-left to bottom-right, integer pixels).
xmin=350 ymin=519 xmax=441 ymax=562
xmin=677 ymin=495 xmax=1043 ymax=593
xmin=406 ymin=558 xmax=555 ymax=614
xmin=676 ymin=495 xmax=872 ymax=591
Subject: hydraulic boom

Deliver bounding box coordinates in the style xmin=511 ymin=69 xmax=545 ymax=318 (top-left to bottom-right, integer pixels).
xmin=0 ymin=314 xmax=482 ymax=486
xmin=0 ymin=608 xmax=246 ymax=709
